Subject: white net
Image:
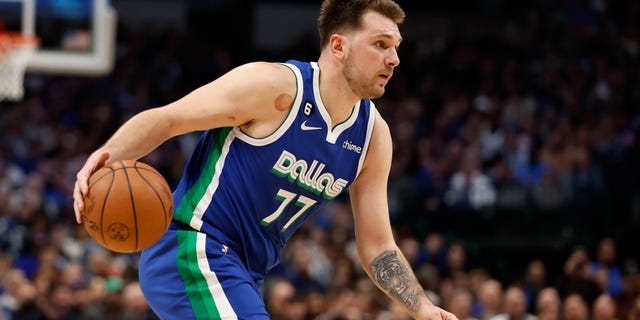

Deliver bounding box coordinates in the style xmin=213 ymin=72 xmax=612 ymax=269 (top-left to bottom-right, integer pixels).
xmin=0 ymin=34 xmax=37 ymax=101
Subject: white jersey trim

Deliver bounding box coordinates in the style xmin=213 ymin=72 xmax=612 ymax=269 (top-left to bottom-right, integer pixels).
xmin=190 ymin=130 xmax=236 ymax=231
xmin=234 ymin=62 xmax=304 ymax=146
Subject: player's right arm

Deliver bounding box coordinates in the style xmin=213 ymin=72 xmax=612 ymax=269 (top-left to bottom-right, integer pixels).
xmin=350 ymin=112 xmax=459 ymax=320
xmin=73 ymin=62 xmax=296 ymax=222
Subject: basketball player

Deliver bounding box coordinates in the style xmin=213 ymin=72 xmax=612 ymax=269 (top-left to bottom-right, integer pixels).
xmin=73 ymin=1 xmax=459 ymax=319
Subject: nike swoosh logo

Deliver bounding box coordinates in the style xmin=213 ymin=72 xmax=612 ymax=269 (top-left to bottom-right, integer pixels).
xmin=301 ymin=121 xmax=322 ymax=131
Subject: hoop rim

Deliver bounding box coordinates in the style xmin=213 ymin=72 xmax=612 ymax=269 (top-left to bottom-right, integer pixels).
xmin=0 ymin=31 xmax=39 ymax=47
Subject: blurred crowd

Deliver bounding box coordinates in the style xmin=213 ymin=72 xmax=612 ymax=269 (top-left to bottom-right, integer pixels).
xmin=1 ymin=0 xmax=640 ymax=319
xmin=264 ymin=227 xmax=640 ymax=320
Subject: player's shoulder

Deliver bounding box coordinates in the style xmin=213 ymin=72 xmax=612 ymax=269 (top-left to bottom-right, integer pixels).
xmin=365 ymin=109 xmax=392 ymax=160
xmin=371 ymin=109 xmax=391 ymax=140
xmin=353 ymin=108 xmax=392 ymax=182
xmin=233 ymin=61 xmax=296 ymax=89
xmin=235 ymin=61 xmax=291 ymax=73
xmin=358 ymin=108 xmax=393 ymax=167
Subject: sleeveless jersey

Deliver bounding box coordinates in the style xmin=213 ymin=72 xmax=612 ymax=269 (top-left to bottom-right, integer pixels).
xmin=171 ymin=60 xmax=376 ymax=282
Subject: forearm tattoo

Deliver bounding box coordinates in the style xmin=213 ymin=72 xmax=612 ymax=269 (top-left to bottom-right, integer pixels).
xmin=370 ymin=250 xmax=426 ymax=313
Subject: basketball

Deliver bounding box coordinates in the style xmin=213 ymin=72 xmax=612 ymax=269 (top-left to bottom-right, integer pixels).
xmin=82 ymin=160 xmax=174 ymax=253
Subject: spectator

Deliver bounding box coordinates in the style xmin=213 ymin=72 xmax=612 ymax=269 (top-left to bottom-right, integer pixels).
xmin=121 ymin=282 xmax=157 ymax=320
xmin=447 ymin=288 xmax=479 ymax=320
xmin=400 ymin=237 xmax=424 ymax=269
xmin=592 ymin=294 xmax=617 ymax=320
xmin=535 ymin=287 xmax=561 ymax=320
xmin=476 ymin=279 xmax=504 ymax=320
xmin=278 ymin=235 xmax=325 ymax=294
xmin=444 ymin=242 xmax=469 ymax=286
xmin=422 ymin=233 xmax=448 ymax=274
xmin=490 ymin=154 xmax=527 ymax=211
xmin=513 ymin=136 xmax=549 ymax=187
xmin=263 ymin=277 xmax=296 ymax=320
xmin=305 ymin=289 xmax=328 ymax=320
xmin=0 ymin=268 xmax=38 ymax=319
xmin=562 ymin=294 xmax=590 ymax=320
xmin=489 ymin=286 xmax=537 ymax=320
xmin=566 ymin=146 xmax=605 ymax=208
xmin=444 ymin=150 xmax=496 ymax=211
xmin=555 ymin=247 xmax=601 ymax=305
xmin=589 ymin=237 xmax=624 ymax=298
xmin=415 ymin=263 xmax=442 ymax=307
xmin=523 ymin=260 xmax=548 ymax=313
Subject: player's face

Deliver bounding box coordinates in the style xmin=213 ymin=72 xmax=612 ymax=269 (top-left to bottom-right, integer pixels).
xmin=343 ymin=10 xmax=402 ymax=99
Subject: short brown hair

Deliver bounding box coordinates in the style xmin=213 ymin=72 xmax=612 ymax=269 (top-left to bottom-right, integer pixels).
xmin=317 ymin=0 xmax=405 ymax=48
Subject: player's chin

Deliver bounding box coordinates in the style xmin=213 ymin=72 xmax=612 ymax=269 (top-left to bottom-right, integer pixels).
xmin=368 ymin=86 xmax=386 ymax=99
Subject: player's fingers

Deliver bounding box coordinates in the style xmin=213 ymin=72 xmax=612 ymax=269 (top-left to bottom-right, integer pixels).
xmin=73 ymin=181 xmax=84 ymax=224
xmin=443 ymin=311 xmax=459 ymax=320
xmin=82 ymin=151 xmax=110 ymax=194
xmin=73 ymin=203 xmax=82 ymax=224
xmin=75 ymin=151 xmax=110 ymax=223
xmin=76 ymin=169 xmax=91 ymax=196
xmin=77 ymin=152 xmax=104 ymax=193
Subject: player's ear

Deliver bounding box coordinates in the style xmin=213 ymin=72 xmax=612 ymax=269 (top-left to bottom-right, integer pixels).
xmin=329 ymin=34 xmax=347 ymax=60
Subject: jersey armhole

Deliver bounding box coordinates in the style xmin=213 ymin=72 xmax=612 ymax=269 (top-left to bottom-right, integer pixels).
xmin=355 ymin=101 xmax=377 ymax=178
xmin=233 ymin=63 xmax=304 ymax=146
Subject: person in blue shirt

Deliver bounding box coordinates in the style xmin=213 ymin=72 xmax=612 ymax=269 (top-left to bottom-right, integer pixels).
xmin=72 ymin=1 xmax=460 ymax=319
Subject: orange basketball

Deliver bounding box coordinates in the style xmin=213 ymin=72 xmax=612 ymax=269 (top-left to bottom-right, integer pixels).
xmin=82 ymin=160 xmax=173 ymax=253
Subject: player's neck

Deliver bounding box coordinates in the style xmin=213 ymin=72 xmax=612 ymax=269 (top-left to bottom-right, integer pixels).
xmin=316 ymin=58 xmax=361 ymax=126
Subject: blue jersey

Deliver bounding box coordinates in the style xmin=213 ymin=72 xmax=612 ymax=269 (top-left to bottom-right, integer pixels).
xmin=171 ymin=60 xmax=376 ymax=282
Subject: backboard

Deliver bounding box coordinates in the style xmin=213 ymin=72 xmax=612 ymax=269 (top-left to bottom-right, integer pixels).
xmin=0 ymin=0 xmax=116 ymax=76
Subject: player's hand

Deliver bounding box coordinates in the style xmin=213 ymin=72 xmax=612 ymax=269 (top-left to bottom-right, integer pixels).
xmin=73 ymin=151 xmax=110 ymax=223
xmin=416 ymin=305 xmax=459 ymax=320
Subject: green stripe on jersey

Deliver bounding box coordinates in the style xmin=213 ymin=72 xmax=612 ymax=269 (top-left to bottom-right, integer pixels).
xmin=174 ymin=127 xmax=233 ymax=225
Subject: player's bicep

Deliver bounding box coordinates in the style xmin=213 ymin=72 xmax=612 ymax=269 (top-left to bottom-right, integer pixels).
xmin=161 ymin=62 xmax=294 ymax=136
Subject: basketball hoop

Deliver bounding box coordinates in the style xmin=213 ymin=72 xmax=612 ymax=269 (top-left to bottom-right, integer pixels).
xmin=0 ymin=32 xmax=39 ymax=101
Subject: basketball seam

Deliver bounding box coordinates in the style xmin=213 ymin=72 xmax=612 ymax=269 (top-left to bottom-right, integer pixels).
xmin=98 ymin=167 xmax=116 ymax=248
xmin=132 ymin=168 xmax=169 ymax=185
xmin=89 ymin=170 xmax=115 ymax=189
xmin=107 ymin=167 xmax=167 ymax=182
xmin=133 ymin=163 xmax=170 ymax=239
xmin=121 ymin=160 xmax=140 ymax=252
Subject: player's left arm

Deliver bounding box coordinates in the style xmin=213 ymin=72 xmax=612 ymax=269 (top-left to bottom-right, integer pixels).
xmin=349 ymin=111 xmax=458 ymax=320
